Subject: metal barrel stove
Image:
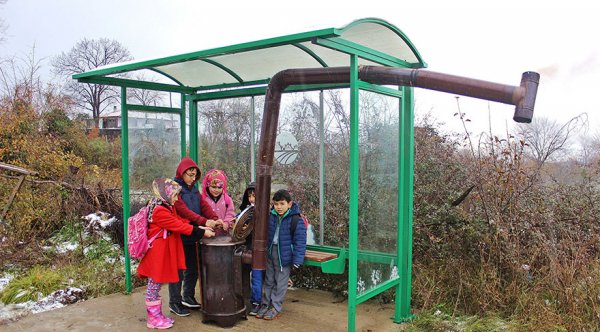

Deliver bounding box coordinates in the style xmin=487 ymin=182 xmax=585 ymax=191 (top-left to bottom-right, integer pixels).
xmin=199 ymin=236 xmax=248 ymax=328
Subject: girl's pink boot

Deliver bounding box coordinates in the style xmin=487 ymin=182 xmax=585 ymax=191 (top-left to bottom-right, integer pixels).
xmin=146 ymin=299 xmax=174 ymax=329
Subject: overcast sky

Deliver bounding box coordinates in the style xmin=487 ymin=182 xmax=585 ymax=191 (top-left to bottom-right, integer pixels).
xmin=2 ymin=0 xmax=599 ymax=138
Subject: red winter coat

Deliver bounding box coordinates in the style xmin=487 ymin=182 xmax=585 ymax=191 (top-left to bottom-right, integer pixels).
xmin=137 ymin=204 xmax=194 ymax=283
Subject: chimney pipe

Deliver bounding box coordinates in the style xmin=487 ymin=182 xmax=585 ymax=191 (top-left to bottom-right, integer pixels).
xmin=252 ymin=66 xmax=539 ymax=270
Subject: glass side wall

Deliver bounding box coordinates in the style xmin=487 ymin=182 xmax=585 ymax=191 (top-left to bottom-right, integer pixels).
xmin=322 ymin=89 xmax=351 ymax=248
xmin=128 ymin=111 xmax=182 ymax=213
xmin=196 ymin=97 xmax=258 ymax=204
xmin=270 ymin=89 xmax=351 ymax=248
xmin=271 ymin=91 xmax=321 ymax=245
xmin=357 ymin=90 xmax=400 ymax=295
xmin=194 ymin=90 xmax=353 ymax=249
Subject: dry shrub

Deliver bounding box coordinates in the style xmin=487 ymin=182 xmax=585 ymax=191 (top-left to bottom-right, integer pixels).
xmin=512 ymin=231 xmax=600 ymax=330
xmin=411 ymin=110 xmax=600 ymax=330
xmin=0 ymin=86 xmax=124 ymax=243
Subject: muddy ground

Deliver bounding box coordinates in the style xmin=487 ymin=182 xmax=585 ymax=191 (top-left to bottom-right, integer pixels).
xmin=0 ymin=286 xmax=406 ymax=331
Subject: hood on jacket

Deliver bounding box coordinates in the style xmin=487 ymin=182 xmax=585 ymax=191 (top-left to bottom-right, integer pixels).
xmin=201 ymin=169 xmax=230 ymax=199
xmin=175 ymin=157 xmax=201 ymax=186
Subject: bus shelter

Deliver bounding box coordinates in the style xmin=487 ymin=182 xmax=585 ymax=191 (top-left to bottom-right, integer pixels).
xmin=74 ymin=18 xmax=538 ymax=331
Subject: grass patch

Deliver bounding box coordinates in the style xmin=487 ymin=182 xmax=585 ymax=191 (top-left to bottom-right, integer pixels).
xmin=1 ymin=226 xmax=128 ymax=305
xmin=0 ymin=251 xmax=127 ymax=304
xmin=0 ymin=265 xmax=65 ymax=303
xmin=401 ymin=307 xmax=517 ymax=332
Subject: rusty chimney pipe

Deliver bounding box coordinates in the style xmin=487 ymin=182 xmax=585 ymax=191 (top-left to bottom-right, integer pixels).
xmin=358 ymin=66 xmax=539 ymax=123
xmin=252 ymin=68 xmax=350 ymax=270
xmin=252 ymin=66 xmax=539 ymax=270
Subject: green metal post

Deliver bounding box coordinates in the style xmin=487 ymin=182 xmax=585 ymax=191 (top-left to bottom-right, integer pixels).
xmin=180 ymin=94 xmax=186 ymax=158
xmin=121 ymin=86 xmax=132 ymax=293
xmin=319 ymin=90 xmax=325 ymax=246
xmin=250 ymin=96 xmax=256 ymax=181
xmin=395 ymin=85 xmax=414 ymax=322
xmin=189 ymin=98 xmax=198 ymax=162
xmin=347 ymin=55 xmax=359 ymax=332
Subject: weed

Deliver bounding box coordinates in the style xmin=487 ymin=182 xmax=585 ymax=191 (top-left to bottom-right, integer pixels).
xmin=402 ymin=309 xmax=517 ymax=332
xmin=0 ymin=265 xmax=64 ymax=304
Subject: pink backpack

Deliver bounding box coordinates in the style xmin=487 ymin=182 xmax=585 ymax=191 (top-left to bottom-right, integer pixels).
xmin=127 ymin=201 xmax=166 ymax=260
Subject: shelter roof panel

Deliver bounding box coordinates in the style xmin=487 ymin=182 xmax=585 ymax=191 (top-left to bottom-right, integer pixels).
xmin=155 ymin=59 xmax=237 ymax=87
xmin=340 ymin=20 xmax=421 ymax=64
xmin=200 ymin=45 xmax=325 ymax=86
xmin=74 ymin=18 xmax=426 ymax=92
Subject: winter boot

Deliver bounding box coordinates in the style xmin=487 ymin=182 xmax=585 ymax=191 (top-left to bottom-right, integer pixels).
xmin=146 ymin=299 xmax=174 ymax=329
xmin=156 ymin=297 xmax=175 ymax=324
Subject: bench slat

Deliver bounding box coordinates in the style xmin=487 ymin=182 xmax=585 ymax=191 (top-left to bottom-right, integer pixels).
xmin=304 ymin=249 xmax=338 ymax=262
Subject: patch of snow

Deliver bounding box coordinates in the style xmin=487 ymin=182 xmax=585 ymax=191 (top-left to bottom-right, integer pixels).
xmin=28 ymin=298 xmax=64 ymax=314
xmin=0 ymin=287 xmax=86 ymax=324
xmin=83 ymin=212 xmax=116 ymax=229
xmin=0 ymin=274 xmax=14 ymax=292
xmin=56 ymin=242 xmax=78 ymax=254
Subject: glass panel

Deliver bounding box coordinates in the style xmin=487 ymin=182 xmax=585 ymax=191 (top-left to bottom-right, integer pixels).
xmin=197 ymin=97 xmax=256 ymax=204
xmin=357 ymin=90 xmax=400 ymax=295
xmin=322 ymin=89 xmax=351 ymax=248
xmin=128 ymin=111 xmax=182 ymax=212
xmin=270 ymin=91 xmax=321 ymax=245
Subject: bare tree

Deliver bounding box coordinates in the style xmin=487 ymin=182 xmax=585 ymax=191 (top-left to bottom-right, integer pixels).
xmin=127 ymin=73 xmax=164 ymax=106
xmin=52 ymin=38 xmax=132 ymax=127
xmin=579 ymin=130 xmax=600 ymax=167
xmin=0 ymin=46 xmax=48 ymax=112
xmin=516 ymin=114 xmax=588 ymax=165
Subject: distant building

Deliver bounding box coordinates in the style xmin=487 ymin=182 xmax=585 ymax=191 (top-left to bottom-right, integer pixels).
xmin=87 ymin=106 xmax=180 ymax=138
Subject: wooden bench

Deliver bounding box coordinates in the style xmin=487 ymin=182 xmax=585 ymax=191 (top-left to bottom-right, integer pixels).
xmin=303 ymin=247 xmax=346 ymax=274
xmin=304 ymin=249 xmax=338 ymax=262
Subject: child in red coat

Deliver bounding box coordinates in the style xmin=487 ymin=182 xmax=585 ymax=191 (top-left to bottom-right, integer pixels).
xmin=137 ymin=178 xmax=214 ymax=329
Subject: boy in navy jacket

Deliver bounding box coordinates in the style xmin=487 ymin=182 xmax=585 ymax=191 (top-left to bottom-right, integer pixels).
xmin=256 ymin=189 xmax=306 ymax=320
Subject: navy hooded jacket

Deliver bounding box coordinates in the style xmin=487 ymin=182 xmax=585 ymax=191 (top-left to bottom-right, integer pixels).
xmin=173 ymin=157 xmax=218 ymax=245
xmin=267 ymin=202 xmax=307 ymax=267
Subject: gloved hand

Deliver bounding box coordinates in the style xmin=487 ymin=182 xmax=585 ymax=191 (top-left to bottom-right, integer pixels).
xmin=203 ymin=228 xmax=215 ymax=238
xmin=191 ymin=225 xmax=204 ymax=239
xmin=292 ymin=264 xmax=300 ymax=273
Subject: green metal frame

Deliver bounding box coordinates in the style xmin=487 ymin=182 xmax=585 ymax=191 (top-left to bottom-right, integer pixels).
xmin=76 ymin=18 xmax=424 ymax=330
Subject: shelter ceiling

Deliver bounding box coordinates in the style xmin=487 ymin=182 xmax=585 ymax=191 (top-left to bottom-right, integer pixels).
xmin=74 ymin=18 xmax=426 ymax=92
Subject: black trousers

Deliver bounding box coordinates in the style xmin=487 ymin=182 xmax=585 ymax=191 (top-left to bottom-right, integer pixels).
xmin=168 ymin=242 xmax=198 ymax=304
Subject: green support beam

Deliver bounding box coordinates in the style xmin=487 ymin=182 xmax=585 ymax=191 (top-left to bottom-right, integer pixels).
xmin=348 ymin=54 xmax=360 ymax=332
xmin=121 ymin=87 xmax=132 ymax=294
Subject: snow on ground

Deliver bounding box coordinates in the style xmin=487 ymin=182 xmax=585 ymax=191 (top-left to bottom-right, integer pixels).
xmin=1 ymin=212 xmax=116 ymax=324
xmin=83 ymin=212 xmax=117 ymax=229
xmin=0 ymin=275 xmax=12 ymax=292
xmin=0 ymin=286 xmax=86 ymax=324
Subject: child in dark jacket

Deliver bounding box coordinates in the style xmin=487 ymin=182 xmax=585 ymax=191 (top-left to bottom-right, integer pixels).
xmin=239 ymin=182 xmax=263 ymax=315
xmin=168 ymin=157 xmax=221 ymax=316
xmin=256 ymin=189 xmax=306 ymax=321
xmin=137 ymin=178 xmax=209 ymax=329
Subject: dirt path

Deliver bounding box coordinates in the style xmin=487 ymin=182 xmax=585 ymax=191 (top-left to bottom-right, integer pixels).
xmin=0 ymin=286 xmax=405 ymax=331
